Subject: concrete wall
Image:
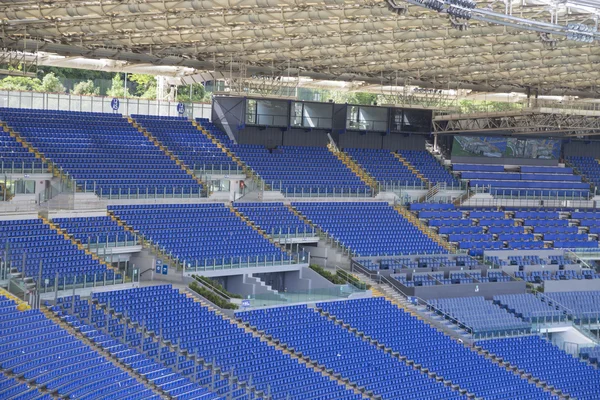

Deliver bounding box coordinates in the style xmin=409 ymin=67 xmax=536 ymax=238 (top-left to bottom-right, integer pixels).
xmin=544 ymin=279 xmax=600 ymax=292
xmin=338 ymin=131 xmax=426 ymax=151
xmin=451 ymin=155 xmax=558 ymax=166
xmin=413 ymin=281 xmax=527 ymax=300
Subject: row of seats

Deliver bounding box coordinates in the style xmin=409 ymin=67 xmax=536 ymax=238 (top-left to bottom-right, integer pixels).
xmin=493 ymin=293 xmax=565 ymax=322
xmin=52 ymin=216 xmax=136 ymax=245
xmin=568 ymin=156 xmax=600 ymax=189
xmin=233 ymin=202 xmax=313 ymax=236
xmin=399 ymin=150 xmax=459 ymax=186
xmin=514 ymin=269 xmax=600 ymax=283
xmin=92 ymin=285 xmax=361 ymax=400
xmin=359 ymin=255 xmax=477 ymax=271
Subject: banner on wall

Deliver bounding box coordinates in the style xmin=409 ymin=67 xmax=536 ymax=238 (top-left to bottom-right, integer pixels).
xmin=451 ymin=136 xmax=560 ymax=160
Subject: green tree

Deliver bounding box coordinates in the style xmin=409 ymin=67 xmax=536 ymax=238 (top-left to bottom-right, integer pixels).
xmin=40 ymin=72 xmax=66 ymax=93
xmin=72 ymin=80 xmax=100 ymax=95
xmin=106 ymin=74 xmax=130 ymax=98
xmin=128 ymin=74 xmax=157 ymax=99
xmin=177 ymin=83 xmax=211 ymax=103
xmin=0 ymin=75 xmax=42 ymax=92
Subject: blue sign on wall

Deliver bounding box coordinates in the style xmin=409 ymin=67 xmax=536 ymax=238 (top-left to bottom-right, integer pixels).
xmin=155 ymin=265 xmax=161 ymax=273
xmin=177 ymin=102 xmax=185 ymax=115
xmin=162 ymin=265 xmax=168 ymax=275
xmin=241 ymin=300 xmax=251 ymax=307
xmin=111 ymin=98 xmax=120 ymax=111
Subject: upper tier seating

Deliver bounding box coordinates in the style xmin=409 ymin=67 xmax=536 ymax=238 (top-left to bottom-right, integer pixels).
xmin=228 ymin=145 xmax=371 ymax=196
xmin=53 ymin=297 xmax=229 ymax=400
xmin=543 ymin=291 xmax=600 ymax=321
xmin=52 ymin=216 xmax=135 ymax=246
xmin=344 ymin=148 xmax=423 ymax=186
xmin=238 ymin=305 xmax=464 ymax=400
xmin=428 ymin=297 xmax=531 ymax=337
xmin=455 ymin=163 xmax=590 ymax=198
xmin=109 ymin=204 xmax=289 ymax=269
xmin=0 ymin=296 xmax=156 ymax=400
xmin=233 ymin=202 xmax=313 ymax=237
xmin=479 ymin=336 xmax=600 ymax=400
xmin=93 ymin=286 xmax=361 ymax=400
xmin=492 ymin=293 xmax=565 ymax=323
xmin=133 ymin=115 xmax=239 ymax=174
xmin=0 ymin=219 xmax=119 ymax=285
xmin=398 ymin=150 xmax=459 ymax=186
xmin=293 ymin=202 xmax=446 ymax=256
xmin=317 ymin=297 xmax=550 ymax=400
xmin=580 ymin=346 xmax=600 ymax=364
xmin=568 ymin=156 xmax=600 ymax=189
xmin=0 ymin=124 xmax=45 ymax=173
xmin=0 ymin=108 xmax=201 ymax=197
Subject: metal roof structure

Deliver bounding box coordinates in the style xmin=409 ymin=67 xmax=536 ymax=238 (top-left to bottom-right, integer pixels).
xmin=1 ymin=0 xmax=600 ymax=98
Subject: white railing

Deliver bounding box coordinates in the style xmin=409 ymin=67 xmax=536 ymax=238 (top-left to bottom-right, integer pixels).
xmin=0 ymin=89 xmax=212 ymax=119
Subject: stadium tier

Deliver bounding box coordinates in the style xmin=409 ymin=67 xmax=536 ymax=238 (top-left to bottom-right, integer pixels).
xmin=0 ymin=219 xmax=120 ymax=286
xmin=568 ymin=156 xmax=600 ymax=190
xmin=397 ymin=150 xmax=459 ymax=186
xmin=0 ymin=123 xmax=46 ymax=174
xmin=344 ymin=148 xmax=423 ymax=187
xmin=233 ymin=202 xmax=314 ymax=238
xmin=109 ymin=204 xmax=290 ymax=269
xmin=228 ymin=145 xmax=371 ymax=196
xmin=427 ymin=297 xmax=532 ymax=337
xmin=315 ymin=297 xmax=550 ymax=400
xmin=492 ymin=293 xmax=565 ymax=323
xmin=0 ymin=295 xmax=157 ymax=400
xmin=91 ymin=286 xmax=361 ymax=400
xmin=479 ymin=336 xmax=600 ymax=400
xmin=0 ymin=108 xmax=202 ymax=197
xmin=239 ymin=305 xmax=464 ymax=400
xmin=455 ymin=163 xmax=590 ymax=198
xmin=293 ymin=202 xmax=446 ymax=256
xmin=132 ymin=115 xmax=239 ymax=174
xmin=412 ymin=203 xmax=599 ymax=256
xmin=581 ymin=346 xmax=600 ymax=365
xmin=52 ymin=216 xmax=136 ymax=246
xmin=543 ymin=291 xmax=600 ymax=322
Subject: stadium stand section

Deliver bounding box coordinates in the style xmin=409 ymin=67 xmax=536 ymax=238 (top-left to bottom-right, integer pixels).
xmin=293 ymin=202 xmax=446 ymax=256
xmin=52 ymin=296 xmax=232 ymax=399
xmin=233 ymin=202 xmax=314 ymax=238
xmin=358 ymin=254 xmax=477 ymax=271
xmin=109 ymin=204 xmax=289 ymax=268
xmin=580 ymin=346 xmax=600 ymax=365
xmin=90 ymin=285 xmax=362 ymax=400
xmin=344 ymin=148 xmax=423 ymax=187
xmin=132 ymin=115 xmax=239 ymax=174
xmin=0 ymin=108 xmax=202 ymax=197
xmin=428 ymin=297 xmax=532 ymax=337
xmin=238 ymin=305 xmax=464 ymax=400
xmin=0 ymin=123 xmax=46 ymax=174
xmin=314 ymin=297 xmax=550 ymax=400
xmin=398 ymin=150 xmax=459 ymax=186
xmin=479 ymin=336 xmax=600 ymax=400
xmin=568 ymin=156 xmax=600 ymax=190
xmin=52 ymin=216 xmax=136 ymax=246
xmin=0 ymin=219 xmax=120 ymax=287
xmin=0 ymin=295 xmax=156 ymax=400
xmin=455 ymin=163 xmax=590 ymax=198
xmin=492 ymin=293 xmax=565 ymax=323
xmin=0 ymin=372 xmax=50 ymax=400
xmin=543 ymin=291 xmax=600 ymax=322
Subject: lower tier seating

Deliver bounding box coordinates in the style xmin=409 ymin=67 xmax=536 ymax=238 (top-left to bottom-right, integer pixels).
xmin=479 ymin=336 xmax=600 ymax=400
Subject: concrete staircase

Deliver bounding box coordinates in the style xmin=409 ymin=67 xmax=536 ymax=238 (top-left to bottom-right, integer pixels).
xmin=392 ymin=152 xmax=430 ymax=186
xmin=244 ymin=274 xmax=287 ymax=302
xmin=327 ymin=144 xmax=379 ymax=194
xmin=40 ymin=215 xmax=121 ymax=275
xmin=393 ymin=205 xmax=455 ymax=252
xmin=127 ymin=117 xmax=208 ymax=195
xmin=41 ymin=306 xmax=167 ymax=399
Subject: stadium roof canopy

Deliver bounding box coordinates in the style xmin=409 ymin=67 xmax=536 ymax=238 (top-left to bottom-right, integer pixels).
xmin=2 ymin=0 xmax=600 ymax=98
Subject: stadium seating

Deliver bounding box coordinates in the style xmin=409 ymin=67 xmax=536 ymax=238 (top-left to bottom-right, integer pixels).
xmin=238 ymin=305 xmax=464 ymax=400
xmin=359 ymin=255 xmax=477 ymax=271
xmin=227 ymin=145 xmax=371 ymax=196
xmin=109 ymin=204 xmax=289 ymax=269
xmin=133 ymin=115 xmax=239 ymax=174
xmin=233 ymin=202 xmax=314 ymax=237
xmin=492 ymin=293 xmax=565 ymax=323
xmin=53 ymin=297 xmax=231 ymax=399
xmin=568 ymin=156 xmax=600 ymax=190
xmin=479 ymin=336 xmax=600 ymax=400
xmin=514 ymin=269 xmax=600 ymax=283
xmin=456 ymin=163 xmax=590 ymax=198
xmin=344 ymin=148 xmax=423 ymax=187
xmin=0 ymin=219 xmax=119 ymax=286
xmin=543 ymin=291 xmax=600 ymax=322
xmin=428 ymin=297 xmax=531 ymax=337
xmin=580 ymin=346 xmax=600 ymax=365
xmin=0 ymin=108 xmax=202 ymax=197
xmin=398 ymin=150 xmax=459 ymax=186
xmin=316 ymin=297 xmax=550 ymax=400
xmin=52 ymin=216 xmax=136 ymax=246
xmin=0 ymin=124 xmax=46 ymax=174
xmin=0 ymin=372 xmax=51 ymax=400
xmin=0 ymin=296 xmax=155 ymax=400
xmin=92 ymin=285 xmax=361 ymax=400
xmin=293 ymin=202 xmax=446 ymax=256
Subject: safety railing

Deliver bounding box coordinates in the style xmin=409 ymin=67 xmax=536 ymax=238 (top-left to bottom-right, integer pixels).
xmin=240 ymin=285 xmax=366 ymax=310
xmin=84 ymin=235 xmax=141 ymax=253
xmin=192 ymin=163 xmax=244 ymax=176
xmin=39 ymin=271 xmax=126 ymax=294
xmin=0 ymin=161 xmax=49 ymax=175
xmin=345 ymin=119 xmax=388 ymax=132
xmin=290 ymin=116 xmax=333 ymax=129
xmin=263 ymin=181 xmax=373 ymax=198
xmin=246 ymin=113 xmax=288 ymax=127
xmin=175 ymin=250 xmax=310 ymax=272
xmin=264 ymin=226 xmax=318 ymax=240
xmin=72 ymin=182 xmax=207 ymax=199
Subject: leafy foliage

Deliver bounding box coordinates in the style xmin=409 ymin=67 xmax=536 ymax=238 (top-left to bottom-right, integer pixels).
xmin=0 ymin=75 xmax=42 ymax=92
xmin=72 ymin=80 xmax=100 ymax=95
xmin=177 ymin=83 xmax=211 ymax=103
xmin=106 ymin=74 xmax=130 ymax=98
xmin=309 ymin=265 xmax=370 ymax=289
xmin=40 ymin=73 xmax=66 ymax=93
xmin=192 ymin=275 xmax=242 ymax=298
xmin=189 ymin=281 xmax=238 ymax=309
